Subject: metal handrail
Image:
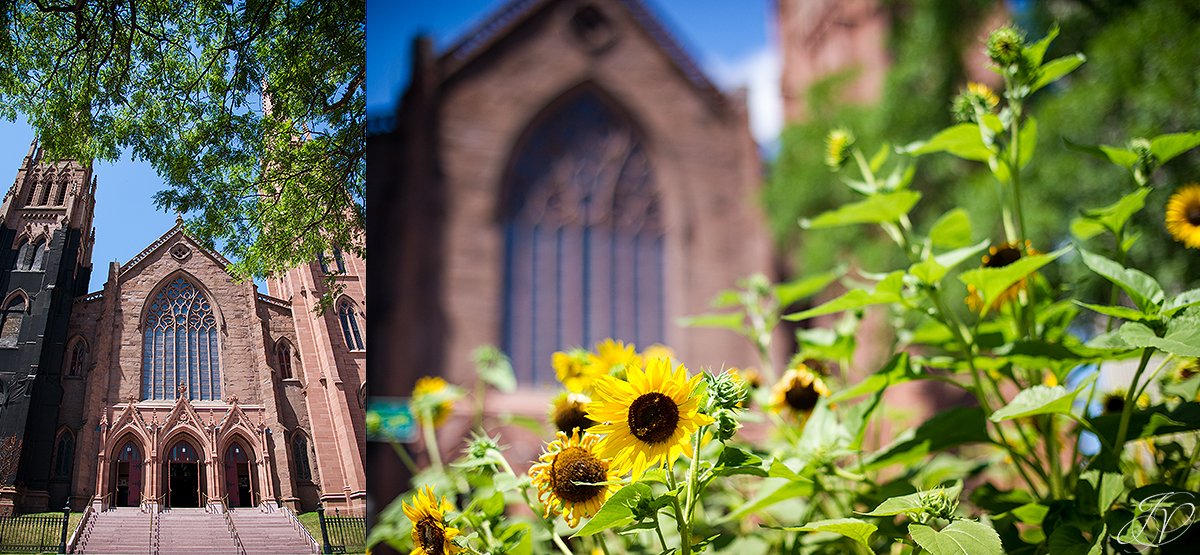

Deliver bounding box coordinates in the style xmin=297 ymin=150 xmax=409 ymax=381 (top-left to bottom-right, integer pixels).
xmin=280 ymin=506 xmax=321 ymax=554
xmin=221 ymin=509 xmax=247 ymax=555
xmin=72 ymin=505 xmax=97 ymax=554
xmin=150 ymin=508 xmax=160 ymax=555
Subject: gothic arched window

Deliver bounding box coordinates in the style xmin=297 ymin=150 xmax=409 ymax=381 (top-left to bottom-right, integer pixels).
xmin=38 ymin=173 xmax=52 ymax=205
xmin=333 ymin=248 xmax=346 ymax=273
xmin=13 ymin=240 xmax=31 ymax=271
xmin=276 ymin=340 xmax=294 ymax=380
xmin=0 ymin=296 xmax=26 ymax=348
xmin=292 ymin=433 xmax=313 ymax=483
xmin=141 ymin=277 xmax=221 ymax=401
xmin=501 ymin=87 xmax=664 ymax=383
xmin=318 ymin=253 xmax=330 ymax=274
xmin=54 ymin=176 xmax=68 ymax=206
xmin=53 ymin=431 xmax=74 ymax=479
xmin=66 ymin=338 xmax=88 ymax=377
xmin=30 ymin=239 xmax=47 ymax=271
xmin=337 ymin=299 xmax=364 ymax=351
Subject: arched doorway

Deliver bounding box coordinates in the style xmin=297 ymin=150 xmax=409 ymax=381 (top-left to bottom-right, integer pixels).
xmin=223 ymin=442 xmax=255 ymax=508
xmin=112 ymin=441 xmax=143 ymax=507
xmin=165 ymin=439 xmax=203 ymax=508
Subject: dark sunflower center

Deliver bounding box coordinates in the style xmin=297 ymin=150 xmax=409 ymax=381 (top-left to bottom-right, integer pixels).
xmin=1103 ymin=395 xmax=1126 ymax=415
xmin=554 ymin=403 xmax=595 ymax=434
xmin=627 ymin=392 xmax=680 ymax=444
xmin=550 ymin=446 xmax=607 ymax=503
xmin=1187 ymin=204 xmax=1200 ymax=227
xmin=785 ymin=381 xmax=821 ymax=413
xmin=416 ymin=517 xmax=445 ymax=555
xmin=985 ymin=245 xmax=1022 ymax=268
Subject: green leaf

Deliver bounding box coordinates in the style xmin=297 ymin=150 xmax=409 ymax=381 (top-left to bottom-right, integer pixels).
xmin=1090 ymin=402 xmax=1200 ymax=446
xmin=1098 ymin=145 xmax=1137 ymax=168
xmin=783 ymin=271 xmax=905 ymax=322
xmin=902 ymin=124 xmax=992 ymax=161
xmin=958 ymin=246 xmax=1070 ymax=315
xmin=774 ymin=518 xmax=877 ymax=548
xmin=863 ymin=408 xmax=989 ymax=470
xmin=933 ymin=239 xmax=990 ymax=270
xmin=1079 ymin=249 xmax=1164 ymax=313
xmin=910 ymin=521 xmax=1004 ymax=555
xmin=929 ymin=208 xmax=973 ymax=249
xmin=677 ymin=312 xmax=744 ymax=331
xmin=869 ymin=143 xmax=890 ymax=172
xmin=1072 ymin=188 xmax=1150 ymax=240
xmin=830 ymin=353 xmax=918 ymax=403
xmin=1150 ymin=130 xmax=1200 ymax=164
xmin=1119 ymin=322 xmax=1200 ymax=357
xmin=775 ymin=269 xmax=842 ymax=308
xmin=1164 ymin=288 xmax=1200 ymax=317
xmin=1030 ymin=54 xmax=1086 ymax=93
xmin=1073 ymin=301 xmax=1150 ymax=322
xmin=714 ymin=446 xmax=767 ymax=477
xmin=1018 ymin=117 xmax=1037 ymax=168
xmin=1026 ymin=25 xmax=1059 ymax=67
xmin=991 ymin=374 xmax=1096 ymax=421
xmin=910 ymin=258 xmax=948 ymax=284
xmin=722 ymin=479 xmax=812 ymax=522
xmin=572 ymin=483 xmax=652 ymax=537
xmin=801 ymin=190 xmax=922 ymax=229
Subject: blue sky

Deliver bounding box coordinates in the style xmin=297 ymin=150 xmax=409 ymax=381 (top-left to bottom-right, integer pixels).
xmin=368 ymin=0 xmax=783 ymax=146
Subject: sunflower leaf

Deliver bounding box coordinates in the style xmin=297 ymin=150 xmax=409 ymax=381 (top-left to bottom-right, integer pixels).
xmin=1073 ymin=301 xmax=1153 ymax=323
xmin=572 ymin=482 xmax=653 ymax=537
xmin=768 ymin=518 xmax=878 ymax=548
xmin=1018 ymin=117 xmax=1038 ymax=168
xmin=1150 ymin=130 xmax=1200 ymax=165
xmin=990 ymin=374 xmax=1096 ymax=421
xmin=1079 ymin=249 xmax=1165 ymax=313
xmin=958 ymin=246 xmax=1070 ymax=316
xmin=910 ymin=520 xmax=1004 ymax=555
xmin=714 ymin=446 xmax=767 ymax=477
xmin=800 ymin=190 xmax=922 ymax=229
xmin=1164 ymin=288 xmax=1200 ymax=317
xmin=774 ymin=268 xmax=843 ymax=308
xmin=929 ymin=208 xmax=973 ymax=249
xmin=1119 ymin=321 xmax=1200 ymax=358
xmin=1072 ymin=188 xmax=1151 ymax=241
xmin=783 ymin=271 xmax=906 ymax=322
xmin=1030 ymin=53 xmax=1086 ymax=93
xmin=901 ymin=123 xmax=992 ymax=162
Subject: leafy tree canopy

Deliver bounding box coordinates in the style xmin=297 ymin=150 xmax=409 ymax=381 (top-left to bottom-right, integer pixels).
xmin=0 ymin=0 xmax=365 ymax=288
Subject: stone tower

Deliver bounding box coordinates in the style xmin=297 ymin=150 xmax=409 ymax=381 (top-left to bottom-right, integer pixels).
xmin=0 ymin=139 xmax=96 ymax=513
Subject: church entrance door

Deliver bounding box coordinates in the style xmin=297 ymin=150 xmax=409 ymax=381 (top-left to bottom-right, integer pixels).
xmin=112 ymin=441 xmax=142 ymax=508
xmin=224 ymin=443 xmax=254 ymax=508
xmin=166 ymin=440 xmax=202 ymax=508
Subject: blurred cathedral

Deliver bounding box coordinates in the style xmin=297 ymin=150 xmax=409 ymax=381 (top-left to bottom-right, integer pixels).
xmin=0 ymin=140 xmax=366 ymax=514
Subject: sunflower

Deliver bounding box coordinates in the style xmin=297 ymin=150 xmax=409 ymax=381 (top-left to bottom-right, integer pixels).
xmin=528 ymin=430 xmax=619 ymax=528
xmin=1102 ymin=389 xmax=1151 ymax=415
xmin=1166 ymin=184 xmax=1200 ymax=249
xmin=770 ymin=363 xmax=831 ymax=419
xmin=967 ymin=82 xmax=1000 ymax=110
xmin=587 ymin=358 xmax=713 ymax=479
xmin=550 ymin=392 xmax=596 ymax=434
xmin=553 ymin=349 xmax=600 ymax=392
xmin=402 ymin=486 xmax=463 ymax=555
xmin=640 ymin=343 xmax=676 ymax=364
xmin=412 ymin=377 xmax=455 ymax=427
xmin=825 ymin=128 xmax=855 ymax=169
xmin=593 ymin=339 xmax=641 ymax=375
xmin=1175 ymin=358 xmax=1200 ymax=381
xmin=966 ymin=241 xmax=1038 ymax=313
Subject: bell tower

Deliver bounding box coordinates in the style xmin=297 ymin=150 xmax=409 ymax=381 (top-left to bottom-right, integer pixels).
xmin=0 ymin=138 xmax=97 ymax=513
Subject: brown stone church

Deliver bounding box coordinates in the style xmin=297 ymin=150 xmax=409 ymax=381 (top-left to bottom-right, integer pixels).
xmin=0 ymin=140 xmax=365 ymax=515
xmin=369 ymin=0 xmax=772 ymax=502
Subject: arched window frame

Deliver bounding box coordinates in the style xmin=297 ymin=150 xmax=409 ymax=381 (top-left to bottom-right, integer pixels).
xmin=333 ymin=248 xmax=346 ymax=273
xmin=498 ymin=84 xmax=665 ymax=384
xmin=336 ymin=298 xmax=364 ymax=351
xmin=52 ymin=428 xmax=75 ymax=479
xmin=275 ymin=339 xmax=296 ymax=381
xmin=13 ymin=238 xmax=32 ymax=271
xmin=140 ymin=275 xmax=222 ymax=401
xmin=54 ymin=175 xmax=69 ymax=206
xmin=317 ymin=253 xmax=329 ymax=274
xmin=30 ymin=238 xmax=48 ymax=271
xmin=65 ymin=336 xmax=89 ymax=378
xmin=0 ymin=292 xmax=28 ymax=349
xmin=291 ymin=431 xmax=314 ymax=483
xmin=37 ymin=172 xmax=52 ymax=205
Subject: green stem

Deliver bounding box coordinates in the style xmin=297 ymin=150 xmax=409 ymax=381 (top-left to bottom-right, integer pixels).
xmin=1008 ymin=100 xmax=1027 ymax=243
xmin=420 ymin=415 xmax=444 ymax=471
xmin=1044 ymin=415 xmax=1063 ymax=499
xmin=666 ymin=470 xmax=689 ymax=555
xmin=1115 ymin=349 xmax=1156 ymax=452
xmin=595 ymin=535 xmax=611 ymax=555
xmin=651 ymin=510 xmax=670 ymax=553
xmin=390 ymin=442 xmax=420 ymax=474
xmin=1177 ymin=432 xmax=1200 ymax=488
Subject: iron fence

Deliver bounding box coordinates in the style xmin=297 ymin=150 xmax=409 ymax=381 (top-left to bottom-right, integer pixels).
xmin=0 ymin=509 xmax=70 ymax=553
xmin=317 ymin=506 xmax=365 ymax=554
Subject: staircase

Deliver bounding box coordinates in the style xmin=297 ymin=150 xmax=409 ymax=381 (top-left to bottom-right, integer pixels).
xmin=229 ymin=509 xmax=318 ymax=555
xmin=157 ymin=509 xmax=240 ymax=554
xmin=76 ymin=507 xmax=152 ymax=554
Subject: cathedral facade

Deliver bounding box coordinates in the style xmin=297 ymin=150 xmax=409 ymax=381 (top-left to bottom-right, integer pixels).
xmin=0 ymin=140 xmax=365 ymax=515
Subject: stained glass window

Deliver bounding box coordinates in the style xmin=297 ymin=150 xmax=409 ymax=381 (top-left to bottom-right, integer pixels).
xmin=13 ymin=241 xmax=30 ymax=270
xmin=141 ymin=277 xmax=221 ymax=400
xmin=53 ymin=432 xmax=73 ymax=478
xmin=501 ymin=88 xmax=664 ymax=383
xmin=67 ymin=339 xmax=88 ymax=377
xmin=338 ymin=300 xmax=364 ymax=350
xmin=292 ymin=433 xmax=313 ymax=482
xmin=276 ymin=341 xmax=294 ymax=380
xmin=0 ymin=296 xmax=25 ymax=348
xmin=30 ymin=239 xmax=47 ymax=271
xmin=333 ymin=248 xmax=346 ymax=273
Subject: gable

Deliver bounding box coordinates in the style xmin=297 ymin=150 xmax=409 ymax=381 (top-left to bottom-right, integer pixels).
xmin=117 ymin=222 xmax=237 ymax=287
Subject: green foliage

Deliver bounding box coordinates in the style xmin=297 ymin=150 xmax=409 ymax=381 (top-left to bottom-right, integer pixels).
xmin=0 ymin=0 xmax=365 ymax=289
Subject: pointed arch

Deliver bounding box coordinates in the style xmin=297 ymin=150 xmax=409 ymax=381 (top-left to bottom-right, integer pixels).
xmin=336 ymin=297 xmax=364 ymax=351
xmin=290 ymin=430 xmax=314 ymax=483
xmin=52 ymin=427 xmax=75 ymax=479
xmin=222 ymin=435 xmax=257 ymax=507
xmin=37 ymin=171 xmax=52 ymax=205
xmin=498 ymin=82 xmax=664 ymax=384
xmin=65 ymin=336 xmax=89 ymax=377
xmin=140 ymin=274 xmax=222 ymax=401
xmin=111 ymin=434 xmax=145 ymax=508
xmin=0 ymin=291 xmax=28 ymax=348
xmin=333 ymin=248 xmax=347 ymax=273
xmin=275 ymin=337 xmax=297 ymax=380
xmin=54 ymin=174 xmax=69 ymax=206
xmin=13 ymin=237 xmax=32 ymax=271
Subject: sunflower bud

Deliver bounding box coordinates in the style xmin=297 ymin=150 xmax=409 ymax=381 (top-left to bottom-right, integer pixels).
xmin=713 ymin=409 xmax=740 ymax=442
xmin=706 ymin=369 xmax=749 ymax=412
xmin=986 ymin=25 xmax=1025 ymax=68
xmin=920 ymin=487 xmax=959 ymax=521
xmin=825 ymin=128 xmax=855 ymax=170
xmin=464 ymin=432 xmax=502 ymax=461
xmin=1131 ymin=138 xmax=1157 ymax=186
xmin=952 ymin=82 xmax=1000 ymax=123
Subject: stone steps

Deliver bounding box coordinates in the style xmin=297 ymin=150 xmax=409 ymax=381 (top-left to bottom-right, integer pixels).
xmin=78 ymin=508 xmax=152 ymax=554
xmin=157 ymin=509 xmax=238 ymax=555
xmin=228 ymin=510 xmax=315 ymax=555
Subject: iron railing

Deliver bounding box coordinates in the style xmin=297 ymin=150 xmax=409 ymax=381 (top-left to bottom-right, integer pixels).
xmin=221 ymin=508 xmax=247 ymax=555
xmin=280 ymin=506 xmax=320 ymax=554
xmin=66 ymin=504 xmax=94 ymax=553
xmin=0 ymin=511 xmax=70 ymax=553
xmin=316 ymin=506 xmax=365 ymax=554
